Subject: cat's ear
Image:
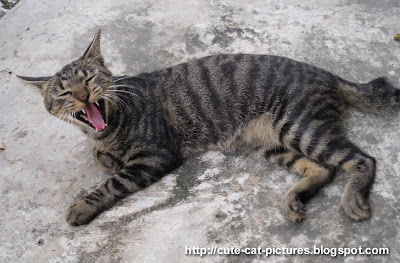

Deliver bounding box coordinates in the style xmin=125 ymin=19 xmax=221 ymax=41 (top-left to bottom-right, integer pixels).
xmin=16 ymin=75 xmax=51 ymax=90
xmin=81 ymin=29 xmax=104 ymax=65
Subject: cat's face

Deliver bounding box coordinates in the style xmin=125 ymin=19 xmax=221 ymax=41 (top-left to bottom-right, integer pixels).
xmin=18 ymin=29 xmax=113 ymax=133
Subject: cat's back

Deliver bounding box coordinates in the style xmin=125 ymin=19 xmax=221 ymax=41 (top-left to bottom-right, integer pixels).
xmin=151 ymin=53 xmax=336 ymax=120
xmin=153 ymin=53 xmax=334 ymax=96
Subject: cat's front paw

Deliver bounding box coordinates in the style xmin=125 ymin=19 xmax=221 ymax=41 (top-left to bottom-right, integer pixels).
xmin=66 ymin=199 xmax=99 ymax=226
xmin=340 ymin=188 xmax=370 ymax=221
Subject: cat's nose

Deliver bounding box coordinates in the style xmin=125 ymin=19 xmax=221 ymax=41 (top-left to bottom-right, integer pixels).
xmin=80 ymin=94 xmax=89 ymax=102
xmin=75 ymin=92 xmax=89 ymax=103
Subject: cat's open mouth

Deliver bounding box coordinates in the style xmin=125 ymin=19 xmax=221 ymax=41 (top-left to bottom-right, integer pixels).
xmin=72 ymin=99 xmax=107 ymax=132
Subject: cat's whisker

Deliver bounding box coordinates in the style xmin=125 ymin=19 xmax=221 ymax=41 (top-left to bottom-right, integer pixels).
xmin=67 ymin=113 xmax=76 ymax=133
xmin=113 ymin=76 xmax=131 ymax=83
xmin=48 ymin=115 xmax=61 ymax=136
xmin=63 ymin=112 xmax=71 ymax=126
xmin=107 ymin=85 xmax=141 ymax=92
xmin=40 ymin=115 xmax=55 ymax=137
xmin=106 ymin=88 xmax=147 ymax=104
xmin=52 ymin=113 xmax=64 ymax=134
xmin=106 ymin=96 xmax=127 ymax=110
xmin=59 ymin=113 xmax=69 ymax=130
xmin=109 ymin=95 xmax=129 ymax=109
xmin=107 ymin=84 xmax=141 ymax=90
xmin=103 ymin=91 xmax=127 ymax=102
xmin=40 ymin=115 xmax=53 ymax=130
xmin=106 ymin=84 xmax=146 ymax=100
xmin=113 ymin=75 xmax=148 ymax=83
xmin=101 ymin=94 xmax=119 ymax=110
xmin=68 ymin=111 xmax=75 ymax=127
xmin=107 ymin=89 xmax=142 ymax=95
xmin=103 ymin=92 xmax=129 ymax=109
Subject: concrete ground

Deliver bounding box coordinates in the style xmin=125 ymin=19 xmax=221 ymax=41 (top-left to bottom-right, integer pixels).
xmin=1 ymin=0 xmax=400 ymax=262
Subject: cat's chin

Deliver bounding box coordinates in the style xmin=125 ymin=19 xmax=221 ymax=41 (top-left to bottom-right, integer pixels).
xmin=72 ymin=98 xmax=108 ymax=132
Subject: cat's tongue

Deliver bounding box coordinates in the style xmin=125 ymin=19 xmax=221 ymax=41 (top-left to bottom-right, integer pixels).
xmin=85 ymin=103 xmax=106 ymax=131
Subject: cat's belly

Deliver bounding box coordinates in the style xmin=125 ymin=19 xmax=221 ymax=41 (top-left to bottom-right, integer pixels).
xmin=180 ymin=113 xmax=282 ymax=156
xmin=219 ymin=113 xmax=281 ymax=151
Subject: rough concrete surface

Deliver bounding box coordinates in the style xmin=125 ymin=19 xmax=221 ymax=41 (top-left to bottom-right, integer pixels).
xmin=1 ymin=0 xmax=400 ymax=262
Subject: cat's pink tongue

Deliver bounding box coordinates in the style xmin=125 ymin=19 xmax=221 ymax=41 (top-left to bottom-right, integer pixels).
xmin=85 ymin=103 xmax=106 ymax=131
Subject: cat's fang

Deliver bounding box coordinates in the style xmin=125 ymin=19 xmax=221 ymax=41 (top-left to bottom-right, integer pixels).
xmin=82 ymin=109 xmax=86 ymax=114
xmin=95 ymin=101 xmax=99 ymax=107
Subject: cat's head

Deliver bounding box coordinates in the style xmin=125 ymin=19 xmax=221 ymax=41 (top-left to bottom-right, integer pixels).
xmin=18 ymin=29 xmax=113 ymax=133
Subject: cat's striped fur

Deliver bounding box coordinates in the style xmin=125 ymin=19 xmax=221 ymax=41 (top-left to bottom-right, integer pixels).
xmin=18 ymin=30 xmax=399 ymax=225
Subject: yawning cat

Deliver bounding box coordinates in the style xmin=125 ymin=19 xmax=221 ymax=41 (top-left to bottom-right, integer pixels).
xmin=18 ymin=29 xmax=399 ymax=226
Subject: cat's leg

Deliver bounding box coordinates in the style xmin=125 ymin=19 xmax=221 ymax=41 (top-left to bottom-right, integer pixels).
xmin=94 ymin=150 xmax=123 ymax=174
xmin=279 ymin=114 xmax=375 ymax=221
xmin=286 ymin=128 xmax=375 ymax=221
xmin=314 ymin=137 xmax=376 ymax=221
xmin=66 ymin=149 xmax=182 ymax=226
xmin=265 ymin=147 xmax=335 ymax=222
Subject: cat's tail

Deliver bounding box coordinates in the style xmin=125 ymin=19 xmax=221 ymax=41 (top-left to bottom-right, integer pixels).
xmin=338 ymin=77 xmax=400 ymax=114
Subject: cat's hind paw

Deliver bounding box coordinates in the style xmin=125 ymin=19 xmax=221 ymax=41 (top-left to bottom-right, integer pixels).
xmin=340 ymin=189 xmax=370 ymax=221
xmin=281 ymin=193 xmax=306 ymax=223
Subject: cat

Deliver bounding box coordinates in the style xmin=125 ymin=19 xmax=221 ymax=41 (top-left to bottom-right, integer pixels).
xmin=18 ymin=29 xmax=400 ymax=226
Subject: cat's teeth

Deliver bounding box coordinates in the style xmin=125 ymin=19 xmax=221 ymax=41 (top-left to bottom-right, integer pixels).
xmin=82 ymin=109 xmax=86 ymax=114
xmin=95 ymin=101 xmax=99 ymax=106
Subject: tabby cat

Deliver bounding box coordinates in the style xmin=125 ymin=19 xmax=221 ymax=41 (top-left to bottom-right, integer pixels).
xmin=18 ymin=29 xmax=399 ymax=226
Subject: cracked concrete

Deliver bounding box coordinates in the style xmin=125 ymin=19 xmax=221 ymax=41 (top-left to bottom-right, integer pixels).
xmin=1 ymin=0 xmax=400 ymax=262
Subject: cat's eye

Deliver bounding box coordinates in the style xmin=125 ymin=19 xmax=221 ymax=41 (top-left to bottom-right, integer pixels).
xmin=85 ymin=75 xmax=95 ymax=85
xmin=59 ymin=91 xmax=72 ymax=97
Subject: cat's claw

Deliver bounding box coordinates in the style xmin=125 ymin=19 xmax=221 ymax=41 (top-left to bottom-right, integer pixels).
xmin=66 ymin=199 xmax=99 ymax=226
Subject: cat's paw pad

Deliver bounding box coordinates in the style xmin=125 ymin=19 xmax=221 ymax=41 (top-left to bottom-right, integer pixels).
xmin=341 ymin=189 xmax=370 ymax=221
xmin=66 ymin=199 xmax=99 ymax=226
xmin=281 ymin=193 xmax=305 ymax=223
